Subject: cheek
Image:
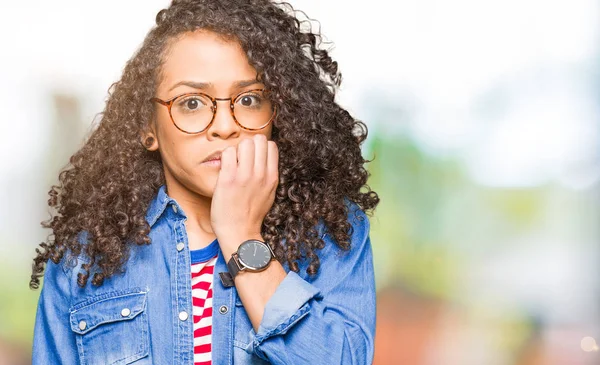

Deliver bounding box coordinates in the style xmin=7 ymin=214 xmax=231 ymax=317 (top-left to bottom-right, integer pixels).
xmin=163 ymin=140 xmax=202 ymax=173
xmin=156 ymin=118 xmax=199 ymax=170
xmin=263 ymin=125 xmax=273 ymax=140
xmin=157 ymin=126 xmax=217 ymax=188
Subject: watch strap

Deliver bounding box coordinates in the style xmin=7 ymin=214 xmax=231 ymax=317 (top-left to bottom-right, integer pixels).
xmin=218 ymin=254 xmax=241 ymax=288
xmin=227 ymin=254 xmax=242 ymax=279
xmin=218 ymin=271 xmax=235 ymax=288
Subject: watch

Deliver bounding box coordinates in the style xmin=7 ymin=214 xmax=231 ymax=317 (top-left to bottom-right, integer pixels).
xmin=219 ymin=239 xmax=276 ymax=287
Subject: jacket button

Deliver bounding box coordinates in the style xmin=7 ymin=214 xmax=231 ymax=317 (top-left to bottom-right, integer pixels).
xmin=172 ymin=205 xmax=178 ymax=214
xmin=176 ymin=242 xmax=185 ymax=252
xmin=121 ymin=308 xmax=131 ymax=317
xmin=218 ymin=305 xmax=228 ymax=314
xmin=178 ymin=311 xmax=189 ymax=321
xmin=78 ymin=320 xmax=87 ymax=331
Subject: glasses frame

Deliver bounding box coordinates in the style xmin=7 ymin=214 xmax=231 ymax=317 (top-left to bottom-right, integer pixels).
xmin=150 ymin=88 xmax=276 ymax=135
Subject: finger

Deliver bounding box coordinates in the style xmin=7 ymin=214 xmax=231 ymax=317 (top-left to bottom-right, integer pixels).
xmin=237 ymin=138 xmax=254 ymax=181
xmin=219 ymin=146 xmax=237 ymax=183
xmin=253 ymin=134 xmax=268 ymax=178
xmin=266 ymin=140 xmax=279 ymax=187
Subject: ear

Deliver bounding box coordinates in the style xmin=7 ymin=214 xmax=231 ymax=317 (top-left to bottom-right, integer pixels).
xmin=141 ymin=130 xmax=159 ymax=152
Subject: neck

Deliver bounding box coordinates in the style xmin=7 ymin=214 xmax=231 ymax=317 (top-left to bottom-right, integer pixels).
xmin=164 ymin=179 xmax=214 ymax=238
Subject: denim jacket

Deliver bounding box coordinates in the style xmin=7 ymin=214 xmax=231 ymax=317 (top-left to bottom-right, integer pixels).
xmin=32 ymin=185 xmax=376 ymax=364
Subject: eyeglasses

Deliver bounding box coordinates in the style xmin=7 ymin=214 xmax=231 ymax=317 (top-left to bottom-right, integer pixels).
xmin=151 ymin=89 xmax=276 ymax=134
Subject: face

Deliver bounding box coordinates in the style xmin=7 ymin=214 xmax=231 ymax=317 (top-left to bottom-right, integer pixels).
xmin=144 ymin=30 xmax=273 ymax=198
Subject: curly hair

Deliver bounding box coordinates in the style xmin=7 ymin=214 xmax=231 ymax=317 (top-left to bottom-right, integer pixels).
xmin=29 ymin=0 xmax=379 ymax=290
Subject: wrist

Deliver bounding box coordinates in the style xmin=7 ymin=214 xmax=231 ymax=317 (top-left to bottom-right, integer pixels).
xmin=219 ymin=233 xmax=264 ymax=260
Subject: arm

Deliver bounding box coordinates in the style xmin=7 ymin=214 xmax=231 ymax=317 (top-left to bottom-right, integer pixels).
xmin=227 ymin=248 xmax=287 ymax=333
xmin=32 ymin=258 xmax=79 ymax=364
xmin=242 ymin=205 xmax=376 ymax=365
xmin=211 ymin=138 xmax=376 ymax=363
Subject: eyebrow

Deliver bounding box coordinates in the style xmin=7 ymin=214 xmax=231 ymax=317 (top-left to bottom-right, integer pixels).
xmin=168 ymin=79 xmax=261 ymax=92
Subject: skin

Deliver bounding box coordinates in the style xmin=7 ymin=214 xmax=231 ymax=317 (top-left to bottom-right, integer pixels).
xmin=142 ymin=30 xmax=286 ymax=332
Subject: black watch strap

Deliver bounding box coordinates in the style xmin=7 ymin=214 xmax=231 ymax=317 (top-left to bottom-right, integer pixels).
xmin=227 ymin=255 xmax=241 ymax=279
xmin=218 ymin=271 xmax=235 ymax=288
xmin=218 ymin=256 xmax=240 ymax=288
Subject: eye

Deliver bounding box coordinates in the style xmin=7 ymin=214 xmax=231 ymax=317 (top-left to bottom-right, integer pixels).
xmin=236 ymin=93 xmax=264 ymax=108
xmin=186 ymin=99 xmax=200 ymax=110
xmin=175 ymin=95 xmax=209 ymax=113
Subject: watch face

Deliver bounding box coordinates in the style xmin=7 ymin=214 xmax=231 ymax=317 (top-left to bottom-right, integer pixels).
xmin=237 ymin=240 xmax=272 ymax=270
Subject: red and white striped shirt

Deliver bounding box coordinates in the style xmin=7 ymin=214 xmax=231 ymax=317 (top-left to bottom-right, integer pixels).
xmin=190 ymin=239 xmax=219 ymax=365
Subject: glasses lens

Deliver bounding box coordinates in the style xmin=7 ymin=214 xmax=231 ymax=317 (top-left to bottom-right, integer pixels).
xmin=171 ymin=93 xmax=214 ymax=133
xmin=233 ymin=90 xmax=275 ymax=130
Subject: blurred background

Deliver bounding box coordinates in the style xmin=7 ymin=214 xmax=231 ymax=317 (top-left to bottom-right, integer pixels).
xmin=0 ymin=0 xmax=598 ymax=364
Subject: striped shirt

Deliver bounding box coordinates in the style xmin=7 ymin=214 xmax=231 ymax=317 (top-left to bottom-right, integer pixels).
xmin=190 ymin=239 xmax=219 ymax=365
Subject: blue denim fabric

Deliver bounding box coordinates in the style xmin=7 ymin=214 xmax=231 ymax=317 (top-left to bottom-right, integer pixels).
xmin=32 ymin=185 xmax=376 ymax=364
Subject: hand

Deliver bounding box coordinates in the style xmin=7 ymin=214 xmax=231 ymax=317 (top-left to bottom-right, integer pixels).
xmin=210 ymin=134 xmax=279 ymax=259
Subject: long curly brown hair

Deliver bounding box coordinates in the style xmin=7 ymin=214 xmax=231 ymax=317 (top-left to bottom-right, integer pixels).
xmin=30 ymin=0 xmax=379 ymax=290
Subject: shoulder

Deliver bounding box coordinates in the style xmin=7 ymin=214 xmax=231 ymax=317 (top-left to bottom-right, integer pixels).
xmin=343 ymin=197 xmax=370 ymax=246
xmin=325 ymin=198 xmax=371 ymax=246
xmin=315 ymin=198 xmax=372 ymax=261
xmin=38 ymin=233 xmax=89 ymax=300
xmin=47 ymin=230 xmax=92 ymax=280
xmin=298 ymin=198 xmax=374 ymax=286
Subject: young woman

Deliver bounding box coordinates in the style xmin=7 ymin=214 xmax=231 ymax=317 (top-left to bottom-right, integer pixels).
xmin=30 ymin=1 xmax=379 ymax=364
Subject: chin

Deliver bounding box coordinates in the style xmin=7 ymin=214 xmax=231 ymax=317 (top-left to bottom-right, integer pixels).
xmin=175 ymin=176 xmax=216 ymax=200
xmin=203 ymin=188 xmax=215 ymax=198
xmin=195 ymin=177 xmax=218 ymax=199
xmin=188 ymin=180 xmax=215 ymax=199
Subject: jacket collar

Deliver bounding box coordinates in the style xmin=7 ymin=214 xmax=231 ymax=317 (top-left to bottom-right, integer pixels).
xmin=145 ymin=185 xmax=184 ymax=227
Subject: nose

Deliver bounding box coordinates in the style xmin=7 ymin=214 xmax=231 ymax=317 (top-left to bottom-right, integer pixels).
xmin=206 ymin=99 xmax=240 ymax=140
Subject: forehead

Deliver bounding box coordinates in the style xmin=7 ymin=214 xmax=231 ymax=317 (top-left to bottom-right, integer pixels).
xmin=159 ymin=30 xmax=257 ymax=91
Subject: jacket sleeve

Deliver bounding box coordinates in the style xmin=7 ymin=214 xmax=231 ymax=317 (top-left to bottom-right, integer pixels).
xmin=245 ymin=202 xmax=377 ymax=364
xmin=32 ymin=257 xmax=79 ymax=364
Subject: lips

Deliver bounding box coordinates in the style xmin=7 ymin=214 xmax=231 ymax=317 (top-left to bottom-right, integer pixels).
xmin=202 ymin=150 xmax=222 ymax=163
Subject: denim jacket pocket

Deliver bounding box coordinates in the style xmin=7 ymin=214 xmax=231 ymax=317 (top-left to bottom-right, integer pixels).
xmin=69 ymin=288 xmax=149 ymax=365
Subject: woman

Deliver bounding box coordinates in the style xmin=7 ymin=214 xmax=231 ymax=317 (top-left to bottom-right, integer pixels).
xmin=30 ymin=0 xmax=379 ymax=364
